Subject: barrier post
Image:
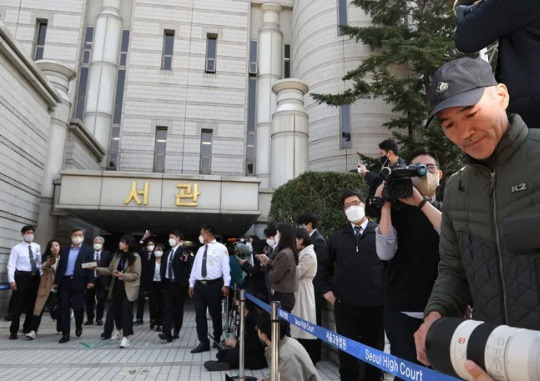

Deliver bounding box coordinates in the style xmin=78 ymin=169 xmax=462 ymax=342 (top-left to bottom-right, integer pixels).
xmin=270 ymin=301 xmax=280 ymax=381
xmin=238 ymin=289 xmax=246 ymax=380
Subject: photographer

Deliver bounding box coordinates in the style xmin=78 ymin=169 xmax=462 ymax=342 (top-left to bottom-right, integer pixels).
xmin=454 ymin=0 xmax=540 ymax=128
xmin=375 ymin=148 xmax=442 ymax=380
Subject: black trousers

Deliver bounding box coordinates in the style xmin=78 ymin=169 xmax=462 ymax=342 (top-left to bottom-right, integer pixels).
xmin=149 ymin=281 xmax=164 ymax=326
xmin=59 ymin=277 xmax=85 ymax=336
xmin=162 ymin=280 xmax=187 ymax=335
xmin=9 ymin=273 xmax=40 ymax=333
xmin=112 ymin=281 xmax=134 ymax=337
xmin=85 ymin=277 xmax=107 ymax=322
xmin=135 ymin=281 xmax=148 ymax=320
xmin=271 ymin=291 xmax=295 ymax=336
xmin=334 ymin=301 xmax=384 ymax=381
xmin=29 ymin=293 xmax=61 ymax=333
xmin=104 ymin=299 xmax=119 ymax=335
xmin=384 ymin=311 xmax=423 ymax=381
xmin=194 ymin=281 xmax=223 ymax=343
xmin=313 ymin=290 xmax=324 ymax=362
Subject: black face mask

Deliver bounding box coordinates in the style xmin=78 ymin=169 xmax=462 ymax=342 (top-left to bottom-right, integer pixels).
xmin=380 ymin=155 xmax=388 ymax=165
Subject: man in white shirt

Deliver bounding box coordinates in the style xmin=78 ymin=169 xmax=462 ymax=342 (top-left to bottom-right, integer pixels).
xmin=7 ymin=225 xmax=42 ymax=339
xmin=189 ymin=224 xmax=231 ymax=353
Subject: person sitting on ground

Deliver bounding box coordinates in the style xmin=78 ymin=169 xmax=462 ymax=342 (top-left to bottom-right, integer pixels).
xmin=256 ymin=312 xmax=321 ymax=381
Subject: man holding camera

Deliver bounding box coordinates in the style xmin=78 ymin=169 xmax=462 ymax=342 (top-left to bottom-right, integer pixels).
xmin=375 ymin=148 xmax=442 ymax=379
xmin=414 ymin=57 xmax=540 ymax=373
xmin=454 ymin=0 xmax=540 ymax=128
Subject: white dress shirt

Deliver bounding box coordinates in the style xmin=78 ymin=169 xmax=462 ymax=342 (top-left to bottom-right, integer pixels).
xmin=153 ymin=262 xmax=162 ymax=282
xmin=7 ymin=241 xmax=42 ymax=283
xmin=189 ymin=239 xmax=231 ymax=287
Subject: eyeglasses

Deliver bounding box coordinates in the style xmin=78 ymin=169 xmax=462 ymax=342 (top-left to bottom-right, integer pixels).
xmin=343 ymin=200 xmax=362 ymax=209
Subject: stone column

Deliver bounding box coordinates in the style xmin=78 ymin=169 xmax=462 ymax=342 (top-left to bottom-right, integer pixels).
xmin=35 ymin=60 xmax=76 ymax=243
xmin=255 ymin=3 xmax=283 ymax=188
xmin=83 ymin=0 xmax=123 ymax=164
xmin=270 ymin=79 xmax=309 ymax=189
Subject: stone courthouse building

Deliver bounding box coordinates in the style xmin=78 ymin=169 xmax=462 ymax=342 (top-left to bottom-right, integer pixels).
xmin=0 ymin=0 xmax=394 ymax=300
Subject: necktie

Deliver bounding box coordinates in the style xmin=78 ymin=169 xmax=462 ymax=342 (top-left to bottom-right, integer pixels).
xmin=29 ymin=245 xmax=37 ymax=273
xmin=201 ymin=245 xmax=208 ymax=278
xmin=95 ymin=252 xmax=100 ymax=277
xmin=354 ymin=226 xmax=362 ymax=239
xmin=168 ymin=249 xmax=175 ymax=279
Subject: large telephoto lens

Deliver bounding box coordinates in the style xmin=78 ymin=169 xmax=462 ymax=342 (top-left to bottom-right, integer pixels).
xmin=426 ymin=317 xmax=540 ymax=381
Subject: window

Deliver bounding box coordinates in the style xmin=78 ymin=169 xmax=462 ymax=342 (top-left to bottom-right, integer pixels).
xmin=246 ymin=78 xmax=257 ymax=175
xmin=34 ymin=20 xmax=48 ymax=60
xmin=341 ymin=104 xmax=352 ymax=149
xmin=283 ymin=44 xmax=291 ymax=78
xmin=75 ymin=27 xmax=94 ymax=119
xmin=162 ymin=30 xmax=175 ymax=70
xmin=153 ymin=127 xmax=168 ymax=173
xmin=205 ymin=35 xmax=217 ymax=73
xmin=338 ymin=0 xmax=348 ymax=36
xmin=108 ymin=126 xmax=120 ymax=169
xmin=199 ymin=129 xmax=213 ymax=175
xmin=249 ymin=40 xmax=258 ymax=76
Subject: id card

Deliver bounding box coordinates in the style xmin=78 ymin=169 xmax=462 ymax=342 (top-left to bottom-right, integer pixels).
xmin=82 ymin=261 xmax=97 ymax=269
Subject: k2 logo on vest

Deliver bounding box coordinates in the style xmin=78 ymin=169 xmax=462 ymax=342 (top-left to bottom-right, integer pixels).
xmin=510 ymin=183 xmax=527 ymax=193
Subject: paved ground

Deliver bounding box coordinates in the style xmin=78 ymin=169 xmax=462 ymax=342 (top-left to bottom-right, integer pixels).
xmin=0 ymin=301 xmax=345 ymax=381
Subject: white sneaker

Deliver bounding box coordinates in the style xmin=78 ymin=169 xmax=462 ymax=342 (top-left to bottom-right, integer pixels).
xmin=111 ymin=330 xmax=122 ymax=340
xmin=120 ymin=336 xmax=130 ymax=348
xmin=25 ymin=330 xmax=36 ymax=340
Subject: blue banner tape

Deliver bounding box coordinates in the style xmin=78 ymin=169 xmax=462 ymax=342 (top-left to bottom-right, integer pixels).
xmin=245 ymin=292 xmax=459 ymax=381
xmin=0 ymin=284 xmax=10 ymax=290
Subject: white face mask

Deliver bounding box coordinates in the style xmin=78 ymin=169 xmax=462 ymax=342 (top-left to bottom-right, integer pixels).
xmin=154 ymin=251 xmax=163 ymax=258
xmin=412 ymin=172 xmax=440 ymax=197
xmin=23 ymin=234 xmax=34 ymax=243
xmin=147 ymin=245 xmax=155 ymax=252
xmin=266 ymin=238 xmax=275 ymax=247
xmin=93 ymin=243 xmax=102 ymax=251
xmin=168 ymin=238 xmax=177 ymax=247
xmin=198 ymin=235 xmax=205 ymax=244
xmin=72 ymin=236 xmax=84 ymax=245
xmin=345 ymin=205 xmax=365 ymax=223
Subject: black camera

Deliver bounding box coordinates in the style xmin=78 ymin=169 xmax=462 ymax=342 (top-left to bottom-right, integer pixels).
xmin=380 ymin=164 xmax=427 ymax=200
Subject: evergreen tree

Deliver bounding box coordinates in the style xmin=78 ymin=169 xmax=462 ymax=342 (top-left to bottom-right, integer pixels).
xmin=312 ymin=0 xmax=465 ymax=175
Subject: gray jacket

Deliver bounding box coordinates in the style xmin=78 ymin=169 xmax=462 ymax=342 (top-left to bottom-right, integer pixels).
xmin=426 ymin=115 xmax=540 ymax=329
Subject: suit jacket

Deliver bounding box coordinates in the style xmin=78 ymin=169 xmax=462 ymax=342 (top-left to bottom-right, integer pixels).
xmin=54 ymin=244 xmax=95 ymax=289
xmin=97 ymin=252 xmax=141 ymax=302
xmin=310 ymin=229 xmax=327 ymax=293
xmin=160 ymin=246 xmax=193 ymax=288
xmin=94 ymin=250 xmax=112 ymax=289
xmin=138 ymin=250 xmax=154 ymax=289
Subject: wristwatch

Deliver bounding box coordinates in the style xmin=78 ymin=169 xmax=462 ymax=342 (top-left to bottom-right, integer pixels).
xmin=417 ymin=196 xmax=430 ymax=210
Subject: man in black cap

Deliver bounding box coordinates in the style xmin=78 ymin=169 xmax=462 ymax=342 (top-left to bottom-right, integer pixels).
xmin=415 ymin=57 xmax=540 ymax=374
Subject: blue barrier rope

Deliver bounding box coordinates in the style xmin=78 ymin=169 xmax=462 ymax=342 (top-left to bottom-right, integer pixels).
xmin=0 ymin=284 xmax=10 ymax=290
xmin=245 ymin=292 xmax=459 ymax=381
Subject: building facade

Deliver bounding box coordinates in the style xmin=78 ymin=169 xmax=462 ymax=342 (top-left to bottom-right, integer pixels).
xmin=0 ymin=0 xmax=393 ymax=301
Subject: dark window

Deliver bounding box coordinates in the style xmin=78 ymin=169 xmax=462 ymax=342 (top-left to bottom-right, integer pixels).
xmin=112 ymin=30 xmax=129 ymax=125
xmin=205 ymin=35 xmax=217 ymax=73
xmin=200 ymin=129 xmax=213 ymax=174
xmin=75 ymin=26 xmax=94 ymax=119
xmin=246 ymin=78 xmax=256 ymax=175
xmin=284 ymin=44 xmax=291 ymax=78
xmin=153 ymin=127 xmax=168 ymax=173
xmin=162 ymin=30 xmax=175 ymax=70
xmin=341 ymin=104 xmax=352 ymax=149
xmin=249 ymin=40 xmax=257 ymax=76
xmin=34 ymin=20 xmax=48 ymax=60
xmin=338 ymin=0 xmax=348 ymax=36
xmin=107 ymin=126 xmax=120 ymax=170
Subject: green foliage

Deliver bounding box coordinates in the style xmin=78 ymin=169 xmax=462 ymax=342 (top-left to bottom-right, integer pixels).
xmin=312 ymin=0 xmax=466 ymax=175
xmin=268 ymin=171 xmax=366 ymax=238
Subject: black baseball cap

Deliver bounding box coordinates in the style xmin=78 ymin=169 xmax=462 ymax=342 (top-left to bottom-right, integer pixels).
xmin=425 ymin=57 xmax=497 ymax=127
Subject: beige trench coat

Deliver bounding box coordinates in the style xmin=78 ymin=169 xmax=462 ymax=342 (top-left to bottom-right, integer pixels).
xmin=33 ymin=258 xmax=58 ymax=315
xmin=291 ymin=244 xmax=317 ymax=340
xmin=97 ymin=253 xmax=141 ymax=302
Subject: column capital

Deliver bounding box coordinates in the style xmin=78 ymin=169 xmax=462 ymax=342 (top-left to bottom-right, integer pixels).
xmin=272 ymin=78 xmax=309 ymax=95
xmin=260 ymin=3 xmax=283 ymax=13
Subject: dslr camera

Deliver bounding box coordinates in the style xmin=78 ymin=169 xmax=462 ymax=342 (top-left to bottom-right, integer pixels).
xmin=426 ymin=317 xmax=540 ymax=381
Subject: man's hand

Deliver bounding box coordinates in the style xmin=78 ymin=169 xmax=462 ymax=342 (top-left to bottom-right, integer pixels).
xmin=465 ymin=360 xmax=494 ymax=381
xmin=323 ymin=291 xmax=336 ymax=304
xmin=221 ymin=286 xmax=229 ymax=297
xmin=225 ymin=337 xmax=237 ymax=347
xmin=189 ymin=287 xmax=194 ymax=299
xmin=9 ymin=282 xmax=17 ymax=291
xmin=87 ymin=283 xmax=94 ymax=289
xmin=414 ymin=311 xmax=442 ymax=365
xmin=398 ymin=186 xmax=424 ymax=206
xmin=375 ymin=182 xmax=385 ymax=198
xmin=358 ymin=163 xmax=368 ymax=177
xmin=255 ymin=254 xmax=269 ymax=266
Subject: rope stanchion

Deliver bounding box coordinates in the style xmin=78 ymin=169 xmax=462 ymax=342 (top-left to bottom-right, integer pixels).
xmin=245 ymin=292 xmax=459 ymax=381
xmin=270 ymin=301 xmax=280 ymax=381
xmin=238 ymin=289 xmax=246 ymax=380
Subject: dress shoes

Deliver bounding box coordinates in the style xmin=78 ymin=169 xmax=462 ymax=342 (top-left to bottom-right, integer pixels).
xmin=204 ymin=360 xmax=231 ymax=372
xmin=96 ymin=319 xmax=103 ymax=326
xmin=158 ymin=333 xmax=173 ymax=343
xmin=75 ymin=328 xmax=82 ymax=337
xmin=101 ymin=332 xmax=111 ymax=340
xmin=190 ymin=341 xmax=210 ymax=353
xmin=150 ymin=322 xmax=155 ymax=329
xmin=173 ymin=331 xmax=180 ymax=339
xmin=59 ymin=335 xmax=70 ymax=343
xmin=9 ymin=333 xmax=17 ymax=340
xmin=155 ymin=326 xmax=162 ymax=332
xmin=133 ymin=319 xmax=143 ymax=325
xmin=83 ymin=320 xmax=93 ymax=326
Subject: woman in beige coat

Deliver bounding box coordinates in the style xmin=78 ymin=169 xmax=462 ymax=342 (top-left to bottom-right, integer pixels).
xmin=95 ymin=234 xmax=140 ymax=348
xmin=291 ymin=228 xmax=318 ymax=364
xmin=26 ymin=239 xmax=61 ymax=339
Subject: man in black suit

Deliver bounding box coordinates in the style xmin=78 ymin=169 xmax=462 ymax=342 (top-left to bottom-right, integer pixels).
xmin=158 ymin=230 xmax=193 ymax=342
xmin=84 ymin=236 xmax=111 ymax=326
xmin=296 ymin=212 xmax=327 ymax=363
xmin=53 ymin=228 xmax=95 ymax=343
xmin=134 ymin=239 xmax=155 ymax=325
